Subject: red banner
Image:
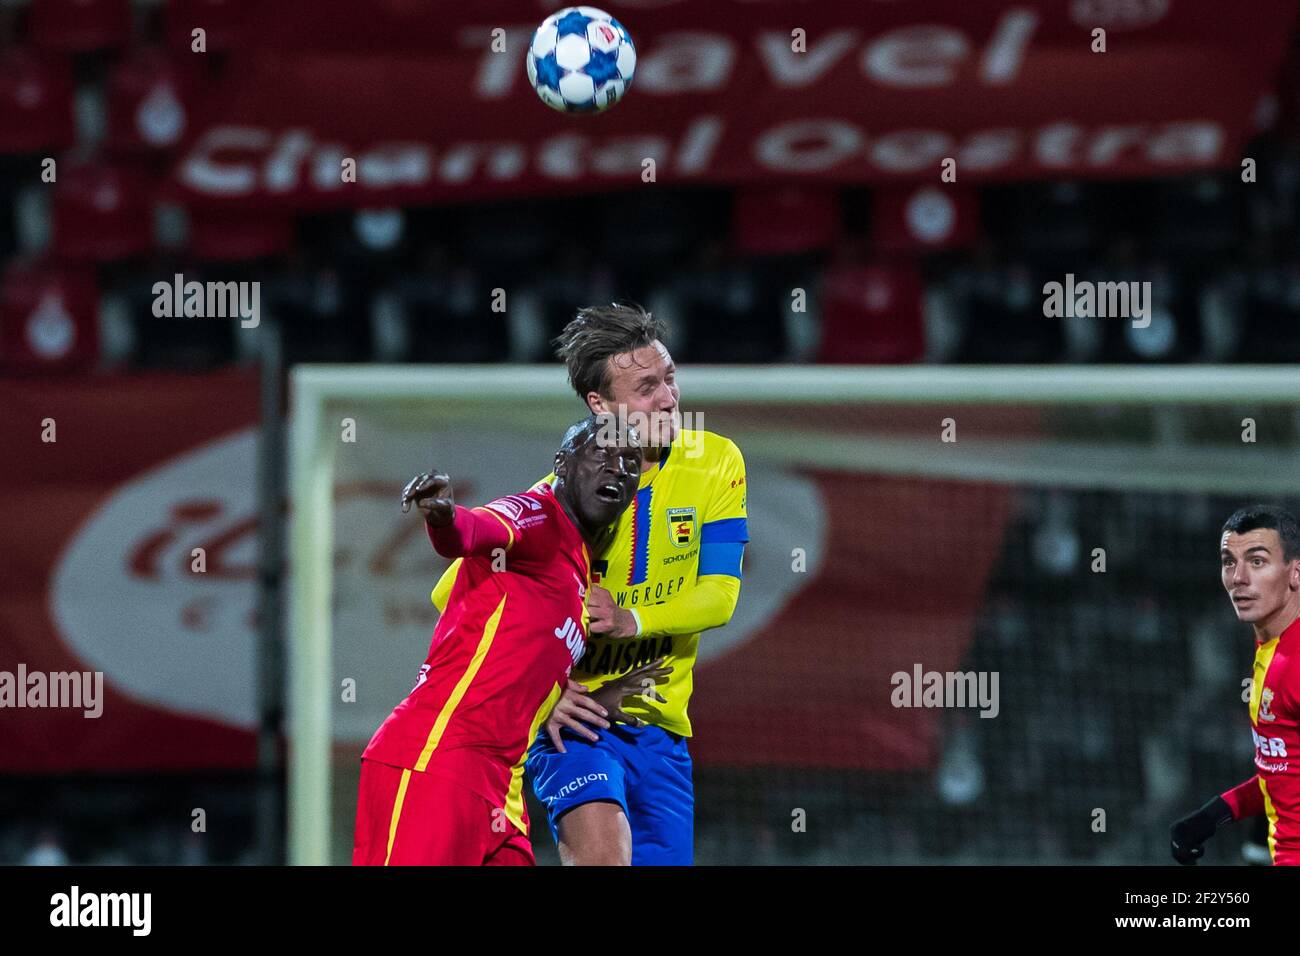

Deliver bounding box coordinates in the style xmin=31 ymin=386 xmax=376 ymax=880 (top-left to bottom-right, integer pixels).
xmin=168 ymin=0 xmax=1299 ymax=207
xmin=0 ymin=371 xmax=260 ymax=771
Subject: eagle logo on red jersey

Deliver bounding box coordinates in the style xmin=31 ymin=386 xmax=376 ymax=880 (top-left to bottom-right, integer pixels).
xmin=1260 ymin=686 xmax=1277 ymax=722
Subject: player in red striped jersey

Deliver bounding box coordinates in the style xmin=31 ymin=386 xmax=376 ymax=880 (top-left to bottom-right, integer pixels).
xmin=1171 ymin=505 xmax=1300 ymax=865
xmin=353 ymin=415 xmax=669 ymax=866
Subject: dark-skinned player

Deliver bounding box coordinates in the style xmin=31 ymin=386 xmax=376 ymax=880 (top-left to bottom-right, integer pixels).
xmin=353 ymin=414 xmax=670 ymax=865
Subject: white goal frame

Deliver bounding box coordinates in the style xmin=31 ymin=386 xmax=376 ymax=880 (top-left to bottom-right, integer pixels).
xmin=288 ymin=364 xmax=1300 ymax=865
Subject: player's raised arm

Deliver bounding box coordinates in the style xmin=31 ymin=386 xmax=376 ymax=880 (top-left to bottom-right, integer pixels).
xmin=401 ymin=470 xmax=515 ymax=559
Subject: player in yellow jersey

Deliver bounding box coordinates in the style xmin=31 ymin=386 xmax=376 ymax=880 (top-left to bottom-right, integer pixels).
xmin=432 ymin=303 xmax=747 ymax=864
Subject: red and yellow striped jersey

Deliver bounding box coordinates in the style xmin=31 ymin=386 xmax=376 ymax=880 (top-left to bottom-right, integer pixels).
xmin=362 ymin=483 xmax=590 ymax=835
xmin=1246 ymin=616 xmax=1300 ymax=862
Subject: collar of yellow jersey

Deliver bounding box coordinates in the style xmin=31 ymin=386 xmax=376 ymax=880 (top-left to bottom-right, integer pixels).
xmin=638 ymin=444 xmax=671 ymax=488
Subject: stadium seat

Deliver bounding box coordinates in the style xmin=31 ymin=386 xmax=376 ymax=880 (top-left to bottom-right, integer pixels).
xmin=991 ymin=181 xmax=1095 ymax=272
xmin=105 ymin=48 xmax=198 ymax=154
xmin=0 ymin=259 xmax=100 ymax=372
xmin=1154 ymin=174 xmax=1241 ymax=265
xmin=460 ymin=200 xmax=551 ymax=280
xmin=816 ymin=258 xmax=925 ymax=364
xmin=386 ymin=245 xmax=507 ymax=363
xmin=29 ymin=0 xmax=132 ymax=52
xmin=732 ymin=185 xmax=840 ymax=257
xmin=946 ymin=249 xmax=1064 ymax=363
xmin=188 ymin=206 xmax=295 ymax=262
xmin=265 ymin=259 xmax=375 ymax=364
xmin=51 ymin=160 xmax=154 ymax=262
xmin=871 ymin=185 xmax=978 ymax=254
xmin=0 ymin=48 xmax=76 ymax=154
xmin=126 ymin=258 xmax=237 ymax=368
xmin=600 ymin=191 xmax=714 ymax=299
xmin=1236 ymin=261 xmax=1300 ymax=361
xmin=533 ymin=243 xmax=615 ymax=357
xmin=164 ymin=0 xmax=254 ymax=53
xmin=669 ymin=240 xmax=782 ymax=363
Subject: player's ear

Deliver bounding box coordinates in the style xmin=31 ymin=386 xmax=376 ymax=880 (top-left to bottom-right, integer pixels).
xmin=586 ymin=391 xmax=607 ymax=414
xmin=553 ymin=450 xmax=566 ymax=477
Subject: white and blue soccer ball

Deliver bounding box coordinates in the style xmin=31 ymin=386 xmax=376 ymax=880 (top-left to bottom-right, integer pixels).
xmin=526 ymin=7 xmax=636 ymax=114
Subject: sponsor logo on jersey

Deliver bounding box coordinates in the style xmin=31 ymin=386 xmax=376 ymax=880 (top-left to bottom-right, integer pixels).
xmin=1252 ymin=726 xmax=1288 ymax=757
xmin=554 ymin=616 xmax=585 ymax=667
xmin=485 ymin=498 xmax=523 ymax=521
xmin=666 ymin=507 xmax=696 ymax=548
xmin=579 ymin=635 xmax=674 ymax=676
xmin=1260 ymin=686 xmax=1277 ymax=722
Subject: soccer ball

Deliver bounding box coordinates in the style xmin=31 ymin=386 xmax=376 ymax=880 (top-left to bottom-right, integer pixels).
xmin=526 ymin=7 xmax=636 ymax=114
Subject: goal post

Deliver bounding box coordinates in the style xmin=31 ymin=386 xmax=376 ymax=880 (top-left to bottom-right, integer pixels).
xmin=287 ymin=365 xmax=1300 ymax=865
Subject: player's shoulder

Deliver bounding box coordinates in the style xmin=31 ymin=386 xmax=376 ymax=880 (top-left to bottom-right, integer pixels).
xmin=479 ymin=486 xmax=554 ymax=524
xmin=529 ymin=472 xmax=558 ymax=494
xmin=677 ymin=429 xmax=745 ymax=469
xmin=680 ymin=428 xmax=742 ymax=456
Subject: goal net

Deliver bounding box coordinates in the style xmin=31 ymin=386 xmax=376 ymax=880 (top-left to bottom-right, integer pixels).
xmin=289 ymin=365 xmax=1300 ymax=865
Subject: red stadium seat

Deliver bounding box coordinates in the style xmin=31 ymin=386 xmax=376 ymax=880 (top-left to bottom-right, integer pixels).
xmin=0 ymin=49 xmax=75 ymax=154
xmin=732 ymin=186 xmax=840 ymax=257
xmin=51 ymin=161 xmax=154 ymax=262
xmin=188 ymin=205 xmax=295 ymax=261
xmin=105 ymin=49 xmax=199 ymax=154
xmin=817 ymin=259 xmax=925 ymax=364
xmin=0 ymin=259 xmax=100 ymax=372
xmin=872 ymin=185 xmax=978 ymax=253
xmin=164 ymin=0 xmax=254 ymax=52
xmin=28 ymin=0 xmax=132 ymax=53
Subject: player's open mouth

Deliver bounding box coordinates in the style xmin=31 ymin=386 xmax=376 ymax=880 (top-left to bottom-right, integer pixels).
xmin=596 ymin=483 xmax=624 ymax=503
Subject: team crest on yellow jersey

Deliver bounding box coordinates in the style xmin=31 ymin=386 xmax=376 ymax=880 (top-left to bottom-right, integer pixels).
xmin=1260 ymin=686 xmax=1277 ymax=722
xmin=666 ymin=507 xmax=696 ymax=548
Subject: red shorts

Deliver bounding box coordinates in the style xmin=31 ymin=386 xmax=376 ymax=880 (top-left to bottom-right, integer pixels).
xmin=352 ymin=758 xmax=534 ymax=866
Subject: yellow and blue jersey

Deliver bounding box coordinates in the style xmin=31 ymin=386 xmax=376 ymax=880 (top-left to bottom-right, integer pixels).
xmin=433 ymin=428 xmax=748 ymax=737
